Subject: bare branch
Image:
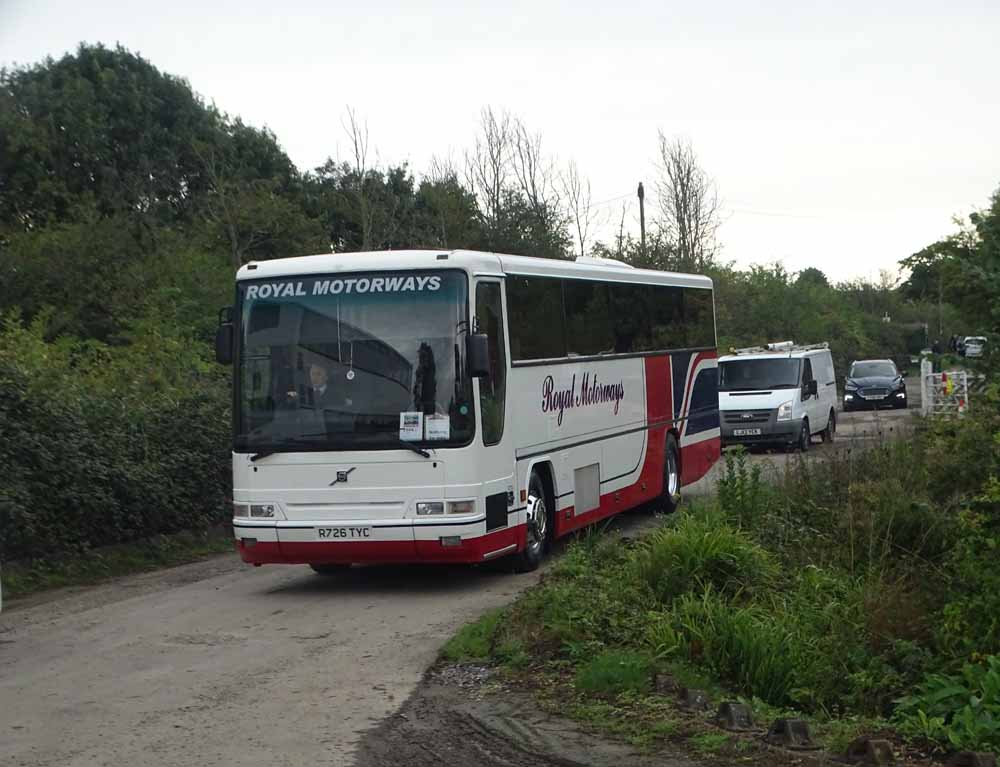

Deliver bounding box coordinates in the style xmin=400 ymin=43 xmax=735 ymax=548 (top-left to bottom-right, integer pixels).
xmin=464 ymin=106 xmax=512 ymax=236
xmin=560 ymin=159 xmax=596 ymax=257
xmin=655 ymin=133 xmax=721 ymax=271
xmin=342 ymin=106 xmax=375 ymax=249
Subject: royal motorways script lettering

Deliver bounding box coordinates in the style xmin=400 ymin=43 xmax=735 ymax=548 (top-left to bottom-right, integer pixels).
xmin=245 ymin=275 xmax=442 ymax=300
xmin=541 ymin=373 xmax=626 ymax=425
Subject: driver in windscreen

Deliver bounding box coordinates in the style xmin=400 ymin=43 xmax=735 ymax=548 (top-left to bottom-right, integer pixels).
xmin=307 ymin=363 xmax=335 ymax=409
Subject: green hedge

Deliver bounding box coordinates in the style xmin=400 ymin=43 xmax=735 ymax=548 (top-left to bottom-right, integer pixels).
xmin=0 ymin=316 xmax=231 ymax=562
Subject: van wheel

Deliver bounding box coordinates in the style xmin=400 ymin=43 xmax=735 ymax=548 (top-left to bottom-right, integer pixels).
xmin=798 ymin=420 xmax=810 ymax=452
xmin=661 ymin=434 xmax=682 ymax=513
xmin=821 ymin=410 xmax=836 ymax=443
xmin=310 ymin=563 xmax=351 ymax=575
xmin=512 ymin=471 xmax=549 ymax=573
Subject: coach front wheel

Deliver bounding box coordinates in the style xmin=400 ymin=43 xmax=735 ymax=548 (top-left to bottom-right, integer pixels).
xmin=512 ymin=471 xmax=550 ymax=573
xmin=661 ymin=434 xmax=681 ymax=514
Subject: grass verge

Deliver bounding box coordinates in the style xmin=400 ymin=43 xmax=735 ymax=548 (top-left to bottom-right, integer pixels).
xmin=443 ymin=393 xmax=1000 ymax=759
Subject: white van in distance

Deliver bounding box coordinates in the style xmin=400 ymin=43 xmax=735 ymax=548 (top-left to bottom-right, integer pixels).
xmin=718 ymin=342 xmax=837 ymax=451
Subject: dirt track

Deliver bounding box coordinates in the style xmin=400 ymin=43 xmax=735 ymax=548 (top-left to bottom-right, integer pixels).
xmin=0 ymin=403 xmax=914 ymax=767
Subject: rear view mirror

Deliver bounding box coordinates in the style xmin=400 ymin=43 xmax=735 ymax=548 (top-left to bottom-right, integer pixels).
xmin=467 ymin=333 xmax=490 ymax=378
xmin=215 ymin=306 xmax=234 ymax=365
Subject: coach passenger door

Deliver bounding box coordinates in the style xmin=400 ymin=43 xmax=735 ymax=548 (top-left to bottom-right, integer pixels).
xmin=475 ymin=281 xmax=516 ymax=544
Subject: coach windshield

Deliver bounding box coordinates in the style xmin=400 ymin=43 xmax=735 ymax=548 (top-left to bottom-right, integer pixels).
xmin=235 ymin=270 xmax=474 ymax=453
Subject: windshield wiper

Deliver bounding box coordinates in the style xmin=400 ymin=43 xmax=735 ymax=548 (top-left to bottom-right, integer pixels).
xmin=397 ymin=440 xmax=431 ymax=459
xmin=248 ymin=437 xmax=325 ymax=462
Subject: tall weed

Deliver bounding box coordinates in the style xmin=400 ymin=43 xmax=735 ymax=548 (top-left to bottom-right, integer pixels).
xmin=632 ymin=509 xmax=775 ymax=604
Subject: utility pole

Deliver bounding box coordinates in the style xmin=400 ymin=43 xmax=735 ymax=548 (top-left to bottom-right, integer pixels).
xmin=637 ymin=182 xmax=646 ymax=260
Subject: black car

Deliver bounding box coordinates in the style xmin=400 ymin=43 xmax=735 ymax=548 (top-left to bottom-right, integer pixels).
xmin=843 ymin=359 xmax=907 ymax=410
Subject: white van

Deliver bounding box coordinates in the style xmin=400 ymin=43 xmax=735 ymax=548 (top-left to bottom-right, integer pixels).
xmin=718 ymin=342 xmax=837 ymax=451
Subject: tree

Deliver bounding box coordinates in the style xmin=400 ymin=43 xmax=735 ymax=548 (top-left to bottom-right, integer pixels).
xmin=655 ymin=134 xmax=721 ymax=271
xmin=463 ymin=107 xmax=570 ymax=258
xmin=0 ymin=44 xmax=221 ymax=232
xmin=560 ymin=160 xmax=598 ymax=258
xmin=796 ymin=267 xmax=830 ymax=288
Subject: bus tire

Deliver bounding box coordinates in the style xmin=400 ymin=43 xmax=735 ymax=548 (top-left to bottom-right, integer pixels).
xmin=310 ymin=563 xmax=351 ymax=575
xmin=661 ymin=434 xmax=681 ymax=514
xmin=512 ymin=471 xmax=550 ymax=573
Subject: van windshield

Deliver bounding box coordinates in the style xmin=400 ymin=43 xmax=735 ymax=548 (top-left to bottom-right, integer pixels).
xmin=719 ymin=358 xmax=801 ymax=391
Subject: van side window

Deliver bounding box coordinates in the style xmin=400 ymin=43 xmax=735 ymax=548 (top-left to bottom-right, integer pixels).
xmin=802 ymin=358 xmax=814 ymax=384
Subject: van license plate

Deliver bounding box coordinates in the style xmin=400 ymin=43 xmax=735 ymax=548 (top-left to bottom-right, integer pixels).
xmin=317 ymin=526 xmax=372 ymax=540
xmin=733 ymin=428 xmax=762 ymax=436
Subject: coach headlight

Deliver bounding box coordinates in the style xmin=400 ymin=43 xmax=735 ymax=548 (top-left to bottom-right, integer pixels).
xmin=416 ymin=501 xmax=445 ymax=515
xmin=232 ymin=502 xmax=250 ymax=518
xmin=447 ymin=500 xmax=475 ymax=515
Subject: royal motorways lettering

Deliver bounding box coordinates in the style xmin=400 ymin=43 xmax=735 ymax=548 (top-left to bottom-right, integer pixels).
xmin=541 ymin=372 xmax=626 ymax=425
xmin=245 ymin=274 xmax=442 ymax=301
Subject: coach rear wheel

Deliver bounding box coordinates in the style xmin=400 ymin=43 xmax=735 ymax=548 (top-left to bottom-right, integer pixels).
xmin=661 ymin=434 xmax=681 ymax=514
xmin=512 ymin=471 xmax=550 ymax=573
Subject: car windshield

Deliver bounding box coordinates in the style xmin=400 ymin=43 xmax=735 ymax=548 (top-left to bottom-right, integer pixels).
xmin=850 ymin=362 xmax=897 ymax=378
xmin=719 ymin=358 xmax=801 ymax=391
xmin=236 ymin=270 xmax=474 ymax=452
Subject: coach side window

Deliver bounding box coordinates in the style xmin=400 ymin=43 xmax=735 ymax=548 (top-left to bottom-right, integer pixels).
xmin=647 ymin=285 xmax=685 ymax=349
xmin=608 ymin=284 xmax=652 ymax=353
xmin=475 ymin=282 xmax=507 ymax=445
xmin=684 ymin=287 xmax=716 ymax=348
xmin=506 ymin=276 xmax=566 ymax=360
xmin=564 ymin=280 xmax=613 ymax=355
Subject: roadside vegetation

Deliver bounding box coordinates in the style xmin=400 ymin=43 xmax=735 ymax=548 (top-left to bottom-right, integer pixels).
xmin=446 ymin=390 xmax=1000 ymax=755
xmin=0 ymin=44 xmax=995 ymax=595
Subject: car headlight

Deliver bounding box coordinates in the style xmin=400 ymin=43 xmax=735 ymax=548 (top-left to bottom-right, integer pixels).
xmin=777 ymin=400 xmax=794 ymax=421
xmin=416 ymin=501 xmax=445 ymax=515
xmin=447 ymin=500 xmax=475 ymax=515
xmin=844 ymin=393 xmax=854 ymax=400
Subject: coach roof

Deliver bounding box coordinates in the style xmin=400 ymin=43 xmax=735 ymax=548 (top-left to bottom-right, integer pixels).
xmin=236 ymin=249 xmax=713 ymax=290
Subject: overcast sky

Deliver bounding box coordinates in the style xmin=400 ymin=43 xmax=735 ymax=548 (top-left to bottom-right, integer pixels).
xmin=2 ymin=0 xmax=997 ymax=281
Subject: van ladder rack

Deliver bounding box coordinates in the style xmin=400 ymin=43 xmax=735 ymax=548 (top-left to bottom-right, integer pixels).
xmin=729 ymin=342 xmax=829 ymax=355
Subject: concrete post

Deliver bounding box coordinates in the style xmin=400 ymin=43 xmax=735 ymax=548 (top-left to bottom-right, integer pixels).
xmin=920 ymin=357 xmax=932 ymax=416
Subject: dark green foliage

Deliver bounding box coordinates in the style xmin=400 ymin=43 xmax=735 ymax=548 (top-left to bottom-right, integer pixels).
xmin=894 ymin=656 xmax=1000 ymax=752
xmin=632 ymin=511 xmax=775 ymax=603
xmin=575 ymin=651 xmax=652 ymax=695
xmin=0 ymin=317 xmax=230 ymax=562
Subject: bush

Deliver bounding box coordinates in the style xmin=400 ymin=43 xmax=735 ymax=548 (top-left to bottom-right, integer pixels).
xmin=0 ymin=314 xmax=231 ymax=562
xmin=894 ymin=655 xmax=1000 ymax=752
xmin=632 ymin=510 xmax=775 ymax=604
